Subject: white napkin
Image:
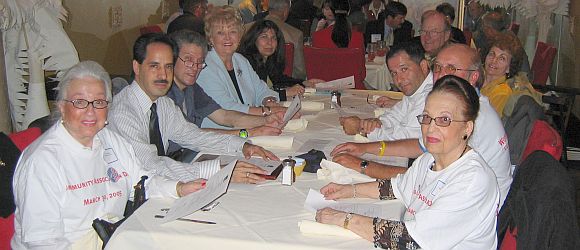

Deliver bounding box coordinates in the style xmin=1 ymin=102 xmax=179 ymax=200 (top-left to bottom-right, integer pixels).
xmin=316 ymin=159 xmax=375 ymax=184
xmin=374 ymin=108 xmax=387 ymax=117
xmin=353 ymin=134 xmax=370 ymax=143
xmin=305 ymin=87 xmax=316 ymax=93
xmin=249 ymin=136 xmax=294 ymax=149
xmin=298 ymin=220 xmax=361 ymax=239
xmin=283 ymin=118 xmax=308 ymax=132
xmin=283 ymin=101 xmax=325 ymax=111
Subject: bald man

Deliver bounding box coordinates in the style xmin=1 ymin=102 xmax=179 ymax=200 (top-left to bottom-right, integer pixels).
xmin=420 ymin=10 xmax=451 ymax=58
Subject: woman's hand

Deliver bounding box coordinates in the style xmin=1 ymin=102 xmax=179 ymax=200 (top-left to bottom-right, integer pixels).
xmin=376 ymin=96 xmax=401 ymax=108
xmin=316 ymin=19 xmax=328 ymax=31
xmin=316 ymin=207 xmax=347 ymax=227
xmin=331 ymin=142 xmax=367 ymax=157
xmin=177 ymin=179 xmax=207 ymax=197
xmin=232 ymin=161 xmax=268 ymax=184
xmin=242 ymin=143 xmax=280 ymax=161
xmin=264 ymin=111 xmax=284 ymax=127
xmin=248 ymin=126 xmax=282 ymax=136
xmin=303 ymin=79 xmax=325 ymax=88
xmin=332 ymin=154 xmax=364 ymax=173
xmin=320 ymin=182 xmax=356 ymax=200
xmin=285 ymin=84 xmax=305 ymax=97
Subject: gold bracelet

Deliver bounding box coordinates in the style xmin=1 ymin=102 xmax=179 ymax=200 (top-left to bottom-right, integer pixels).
xmin=379 ymin=141 xmax=386 ymax=156
xmin=343 ymin=213 xmax=353 ymax=229
xmin=352 ymin=184 xmax=357 ymax=198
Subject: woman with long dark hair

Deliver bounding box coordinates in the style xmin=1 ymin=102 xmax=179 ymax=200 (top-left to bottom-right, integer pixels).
xmin=239 ymin=20 xmax=323 ymax=100
xmin=311 ymin=0 xmax=364 ymax=49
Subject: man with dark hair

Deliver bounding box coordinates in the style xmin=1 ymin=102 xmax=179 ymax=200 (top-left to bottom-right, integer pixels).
xmin=167 ymin=0 xmax=208 ymax=35
xmin=364 ymin=1 xmax=407 ymax=45
xmin=436 ymin=2 xmax=467 ymax=44
xmin=339 ymin=41 xmax=433 ymax=143
xmin=109 ymin=32 xmax=278 ymax=184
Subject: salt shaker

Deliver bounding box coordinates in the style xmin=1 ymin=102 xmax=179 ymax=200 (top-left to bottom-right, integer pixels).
xmin=331 ymin=91 xmax=342 ymax=108
xmin=281 ymin=157 xmax=296 ymax=185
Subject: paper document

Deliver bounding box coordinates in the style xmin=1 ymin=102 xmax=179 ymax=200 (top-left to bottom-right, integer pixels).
xmin=195 ymin=154 xmax=281 ymax=174
xmin=297 ymin=139 xmax=332 ymax=153
xmin=161 ymin=160 xmax=236 ymax=223
xmin=316 ymin=76 xmax=355 ymax=90
xmin=283 ymin=96 xmax=301 ymax=124
xmin=304 ymin=189 xmax=404 ymax=220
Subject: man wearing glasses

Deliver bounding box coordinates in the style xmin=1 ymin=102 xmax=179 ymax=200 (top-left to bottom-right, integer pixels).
xmin=167 ymin=30 xmax=282 ymax=140
xmin=419 ymin=10 xmax=451 ymax=59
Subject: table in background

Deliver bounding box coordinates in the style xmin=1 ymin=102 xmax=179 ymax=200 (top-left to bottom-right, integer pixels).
xmin=365 ymin=55 xmax=393 ymax=91
xmin=106 ymin=91 xmax=407 ymax=250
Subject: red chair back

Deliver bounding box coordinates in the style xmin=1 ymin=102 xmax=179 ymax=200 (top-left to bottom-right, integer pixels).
xmin=303 ymin=46 xmax=366 ymax=89
xmin=140 ymin=25 xmax=163 ymax=35
xmin=521 ymin=120 xmax=563 ymax=162
xmin=531 ymin=42 xmax=557 ymax=85
xmin=283 ymin=43 xmax=294 ymax=76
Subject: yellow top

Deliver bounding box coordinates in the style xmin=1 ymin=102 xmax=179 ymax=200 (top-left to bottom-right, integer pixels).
xmin=481 ymin=75 xmax=513 ymax=117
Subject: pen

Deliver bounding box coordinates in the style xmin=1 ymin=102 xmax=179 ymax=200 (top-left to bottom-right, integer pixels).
xmin=154 ymin=215 xmax=217 ymax=224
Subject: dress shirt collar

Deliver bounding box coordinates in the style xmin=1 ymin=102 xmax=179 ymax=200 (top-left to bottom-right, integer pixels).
xmin=408 ymin=71 xmax=434 ymax=102
xmin=128 ymin=80 xmax=156 ymax=114
xmin=54 ymin=120 xmax=102 ymax=151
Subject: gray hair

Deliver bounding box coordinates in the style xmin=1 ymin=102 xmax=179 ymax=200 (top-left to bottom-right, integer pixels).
xmin=268 ymin=0 xmax=290 ymax=11
xmin=57 ymin=61 xmax=112 ymax=102
xmin=169 ymin=29 xmax=208 ymax=57
xmin=421 ymin=10 xmax=451 ymax=31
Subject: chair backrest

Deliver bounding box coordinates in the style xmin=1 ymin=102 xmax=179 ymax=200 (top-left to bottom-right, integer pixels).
xmin=303 ymin=46 xmax=366 ymax=89
xmin=140 ymin=25 xmax=163 ymax=35
xmin=531 ymin=42 xmax=557 ymax=85
xmin=283 ymin=43 xmax=294 ymax=77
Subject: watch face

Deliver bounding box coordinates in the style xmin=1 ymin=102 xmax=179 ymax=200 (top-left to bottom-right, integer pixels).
xmin=239 ymin=129 xmax=249 ymax=138
xmin=361 ymin=161 xmax=369 ymax=168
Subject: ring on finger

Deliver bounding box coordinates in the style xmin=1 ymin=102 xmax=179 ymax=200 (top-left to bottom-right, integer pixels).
xmin=246 ymin=172 xmax=250 ymax=178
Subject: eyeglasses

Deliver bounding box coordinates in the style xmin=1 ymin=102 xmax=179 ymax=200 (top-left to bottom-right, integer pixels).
xmin=64 ymin=99 xmax=109 ymax=109
xmin=178 ymin=57 xmax=207 ymax=69
xmin=432 ymin=62 xmax=477 ymax=74
xmin=419 ymin=29 xmax=446 ymax=36
xmin=416 ymin=114 xmax=467 ymax=127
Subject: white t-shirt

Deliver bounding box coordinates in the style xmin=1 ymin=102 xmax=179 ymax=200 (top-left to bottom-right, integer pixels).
xmin=392 ymin=150 xmax=500 ymax=250
xmin=12 ymin=123 xmax=177 ymax=249
xmin=368 ymin=72 xmax=434 ymax=141
xmin=419 ymin=96 xmax=512 ymax=206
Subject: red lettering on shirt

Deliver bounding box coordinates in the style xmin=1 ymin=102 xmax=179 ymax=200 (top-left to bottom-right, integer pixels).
xmin=66 ymin=176 xmax=111 ymax=191
xmin=83 ymin=190 xmax=124 ymax=206
xmin=498 ymin=134 xmax=509 ymax=151
xmin=412 ymin=188 xmax=433 ymax=207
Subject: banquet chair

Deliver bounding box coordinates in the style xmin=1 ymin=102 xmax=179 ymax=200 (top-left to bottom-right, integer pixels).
xmin=530 ymin=42 xmax=557 ymax=86
xmin=303 ymin=46 xmax=366 ymax=89
xmin=283 ymin=43 xmax=294 ymax=76
xmin=0 ymin=127 xmax=42 ymax=250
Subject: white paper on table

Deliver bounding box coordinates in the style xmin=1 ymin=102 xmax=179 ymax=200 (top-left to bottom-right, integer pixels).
xmin=297 ymin=139 xmax=332 ymax=153
xmin=361 ymin=153 xmax=408 ymax=168
xmin=249 ymin=136 xmax=294 ymax=149
xmin=315 ymin=76 xmax=355 ymax=90
xmin=161 ymin=160 xmax=236 ymax=223
xmin=283 ymin=100 xmax=324 ymax=111
xmin=283 ymin=96 xmax=301 ymax=124
xmin=304 ymin=188 xmax=337 ymax=212
xmin=299 ymin=220 xmax=361 ymax=239
xmin=197 ymin=154 xmax=282 ymax=175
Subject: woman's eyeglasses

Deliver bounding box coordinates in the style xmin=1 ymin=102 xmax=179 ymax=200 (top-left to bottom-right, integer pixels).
xmin=178 ymin=57 xmax=207 ymax=69
xmin=416 ymin=114 xmax=467 ymax=127
xmin=432 ymin=62 xmax=477 ymax=75
xmin=64 ymin=99 xmax=109 ymax=109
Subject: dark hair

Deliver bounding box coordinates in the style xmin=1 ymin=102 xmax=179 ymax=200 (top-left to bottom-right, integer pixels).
xmin=182 ymin=0 xmax=207 ymax=14
xmin=387 ymin=40 xmax=425 ymax=65
xmin=489 ymin=33 xmax=523 ymax=78
xmin=238 ymin=20 xmax=286 ymax=73
xmin=133 ymin=33 xmax=178 ymax=64
xmin=169 ymin=29 xmax=208 ymax=57
xmin=383 ymin=1 xmax=407 ymax=20
xmin=431 ymin=75 xmax=479 ymax=121
xmin=436 ymin=3 xmax=455 ymax=22
xmin=330 ymin=0 xmax=351 ymax=48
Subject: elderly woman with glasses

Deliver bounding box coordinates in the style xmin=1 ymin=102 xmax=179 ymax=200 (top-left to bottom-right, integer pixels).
xmin=11 ymin=61 xmax=207 ymax=249
xmin=316 ymin=75 xmax=500 ymax=249
xmin=197 ymin=6 xmax=286 ymax=129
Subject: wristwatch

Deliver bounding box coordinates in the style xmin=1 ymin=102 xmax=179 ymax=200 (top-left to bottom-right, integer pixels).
xmin=360 ymin=160 xmax=369 ymax=174
xmin=239 ymin=129 xmax=249 ymax=138
xmin=343 ymin=212 xmax=354 ymax=229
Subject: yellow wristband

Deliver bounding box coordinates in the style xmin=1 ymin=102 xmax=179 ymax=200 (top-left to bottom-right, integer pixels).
xmin=379 ymin=141 xmax=386 ymax=156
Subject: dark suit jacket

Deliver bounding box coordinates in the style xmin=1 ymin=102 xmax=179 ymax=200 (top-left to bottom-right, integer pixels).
xmin=364 ymin=19 xmax=413 ymax=46
xmin=450 ymin=26 xmax=467 ymax=44
xmin=167 ymin=12 xmax=205 ymax=36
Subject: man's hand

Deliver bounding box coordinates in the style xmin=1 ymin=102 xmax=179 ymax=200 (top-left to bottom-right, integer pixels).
xmin=232 ymin=161 xmax=267 ymax=184
xmin=339 ymin=116 xmax=361 ymax=135
xmin=331 ymin=142 xmax=367 ymax=157
xmin=248 ymin=126 xmax=282 ymax=136
xmin=376 ymin=96 xmax=401 ymax=108
xmin=264 ymin=111 xmax=284 ymax=127
xmin=332 ymin=153 xmax=364 ymax=172
xmin=286 ymin=84 xmax=305 ymax=97
xmin=360 ymin=118 xmax=381 ymax=134
xmin=242 ymin=143 xmax=280 ymax=161
xmin=177 ymin=179 xmax=207 ymax=197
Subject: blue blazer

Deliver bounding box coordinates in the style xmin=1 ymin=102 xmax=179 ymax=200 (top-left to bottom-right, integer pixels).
xmin=197 ymin=50 xmax=278 ymax=128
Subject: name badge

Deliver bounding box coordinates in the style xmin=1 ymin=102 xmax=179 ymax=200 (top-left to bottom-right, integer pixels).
xmin=103 ymin=148 xmax=118 ymax=164
xmin=430 ymin=180 xmax=446 ymax=196
xmin=371 ymin=34 xmax=381 ymax=43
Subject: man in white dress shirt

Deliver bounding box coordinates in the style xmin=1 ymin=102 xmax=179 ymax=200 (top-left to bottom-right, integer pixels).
xmin=109 ymin=32 xmax=278 ymax=184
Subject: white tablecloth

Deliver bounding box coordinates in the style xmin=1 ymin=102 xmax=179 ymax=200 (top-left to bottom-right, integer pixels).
xmin=106 ymin=91 xmax=408 ymax=250
xmin=365 ymin=56 xmax=393 ymax=91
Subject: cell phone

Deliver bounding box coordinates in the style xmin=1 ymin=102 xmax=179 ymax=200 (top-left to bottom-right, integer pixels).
xmin=256 ymin=164 xmax=283 ymax=180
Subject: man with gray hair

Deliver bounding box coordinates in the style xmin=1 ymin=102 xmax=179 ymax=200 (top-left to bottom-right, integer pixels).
xmin=419 ymin=10 xmax=451 ymax=58
xmin=245 ymin=0 xmax=306 ymax=79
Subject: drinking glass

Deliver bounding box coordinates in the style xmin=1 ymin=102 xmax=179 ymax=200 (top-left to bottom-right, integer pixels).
xmin=366 ymin=43 xmax=377 ymax=62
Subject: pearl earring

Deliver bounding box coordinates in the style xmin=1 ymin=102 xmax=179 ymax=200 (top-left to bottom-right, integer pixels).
xmin=104 ymin=120 xmax=109 ymax=125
